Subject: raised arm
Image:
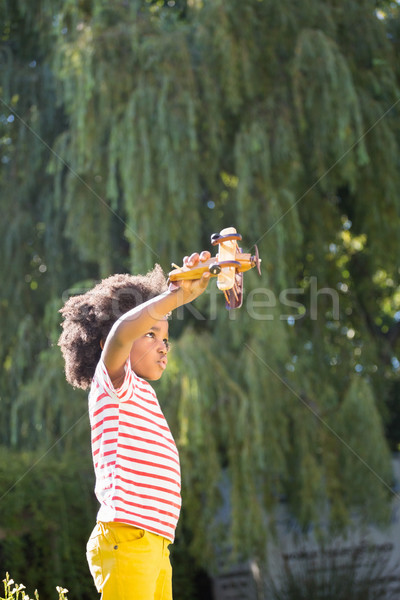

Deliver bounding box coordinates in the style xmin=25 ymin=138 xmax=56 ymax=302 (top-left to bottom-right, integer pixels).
xmin=102 ymin=252 xmax=211 ymax=386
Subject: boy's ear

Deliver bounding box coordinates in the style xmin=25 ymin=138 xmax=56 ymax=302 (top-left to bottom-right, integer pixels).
xmin=100 ymin=339 xmax=104 ymax=349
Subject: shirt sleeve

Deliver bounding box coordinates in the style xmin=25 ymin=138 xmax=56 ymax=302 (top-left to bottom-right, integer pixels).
xmin=94 ymin=356 xmax=136 ymax=403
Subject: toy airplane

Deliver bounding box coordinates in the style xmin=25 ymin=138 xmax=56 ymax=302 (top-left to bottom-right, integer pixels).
xmin=168 ymin=226 xmax=262 ymax=309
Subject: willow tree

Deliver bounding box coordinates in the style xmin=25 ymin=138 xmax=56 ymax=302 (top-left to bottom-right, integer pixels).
xmin=1 ymin=0 xmax=400 ymax=578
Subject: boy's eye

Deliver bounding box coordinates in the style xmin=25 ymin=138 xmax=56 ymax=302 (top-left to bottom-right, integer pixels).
xmin=144 ymin=332 xmax=170 ymax=351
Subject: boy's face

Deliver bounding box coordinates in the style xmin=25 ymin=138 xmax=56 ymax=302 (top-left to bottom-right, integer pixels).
xmin=129 ymin=319 xmax=170 ymax=381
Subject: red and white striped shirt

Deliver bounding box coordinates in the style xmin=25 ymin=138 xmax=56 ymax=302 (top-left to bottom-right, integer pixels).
xmin=88 ymin=357 xmax=181 ymax=542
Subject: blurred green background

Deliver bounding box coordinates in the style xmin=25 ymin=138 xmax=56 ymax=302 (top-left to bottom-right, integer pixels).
xmin=1 ymin=0 xmax=400 ymax=597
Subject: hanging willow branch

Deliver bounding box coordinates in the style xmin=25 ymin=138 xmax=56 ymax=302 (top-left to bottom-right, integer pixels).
xmin=1 ymin=0 xmax=399 ymax=569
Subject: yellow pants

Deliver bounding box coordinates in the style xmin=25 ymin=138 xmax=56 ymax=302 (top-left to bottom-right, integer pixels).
xmin=86 ymin=522 xmax=173 ymax=600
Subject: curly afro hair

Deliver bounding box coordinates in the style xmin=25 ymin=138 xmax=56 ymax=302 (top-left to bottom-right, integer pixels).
xmin=58 ymin=264 xmax=168 ymax=390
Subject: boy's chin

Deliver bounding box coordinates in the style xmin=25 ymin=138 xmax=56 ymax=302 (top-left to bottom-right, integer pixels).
xmin=143 ymin=372 xmax=163 ymax=382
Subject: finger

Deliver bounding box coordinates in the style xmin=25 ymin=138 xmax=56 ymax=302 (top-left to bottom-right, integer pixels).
xmin=185 ymin=252 xmax=199 ymax=267
xmin=199 ymin=271 xmax=211 ymax=288
xmin=190 ymin=252 xmax=200 ymax=264
xmin=168 ymin=280 xmax=181 ymax=292
xmin=200 ymin=250 xmax=211 ymax=261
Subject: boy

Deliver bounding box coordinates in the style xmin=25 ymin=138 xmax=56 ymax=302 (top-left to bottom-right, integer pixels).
xmin=58 ymin=251 xmax=211 ymax=600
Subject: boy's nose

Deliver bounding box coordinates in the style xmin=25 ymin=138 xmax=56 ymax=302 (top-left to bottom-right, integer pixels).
xmin=158 ymin=341 xmax=168 ymax=354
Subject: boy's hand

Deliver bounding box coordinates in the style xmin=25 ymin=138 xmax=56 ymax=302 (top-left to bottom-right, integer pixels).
xmin=169 ymin=250 xmax=211 ymax=303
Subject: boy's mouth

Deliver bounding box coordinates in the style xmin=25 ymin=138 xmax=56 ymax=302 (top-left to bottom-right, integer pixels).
xmin=158 ymin=357 xmax=168 ymax=369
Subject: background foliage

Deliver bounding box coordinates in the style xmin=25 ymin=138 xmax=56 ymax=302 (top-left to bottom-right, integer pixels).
xmin=1 ymin=0 xmax=400 ymax=597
